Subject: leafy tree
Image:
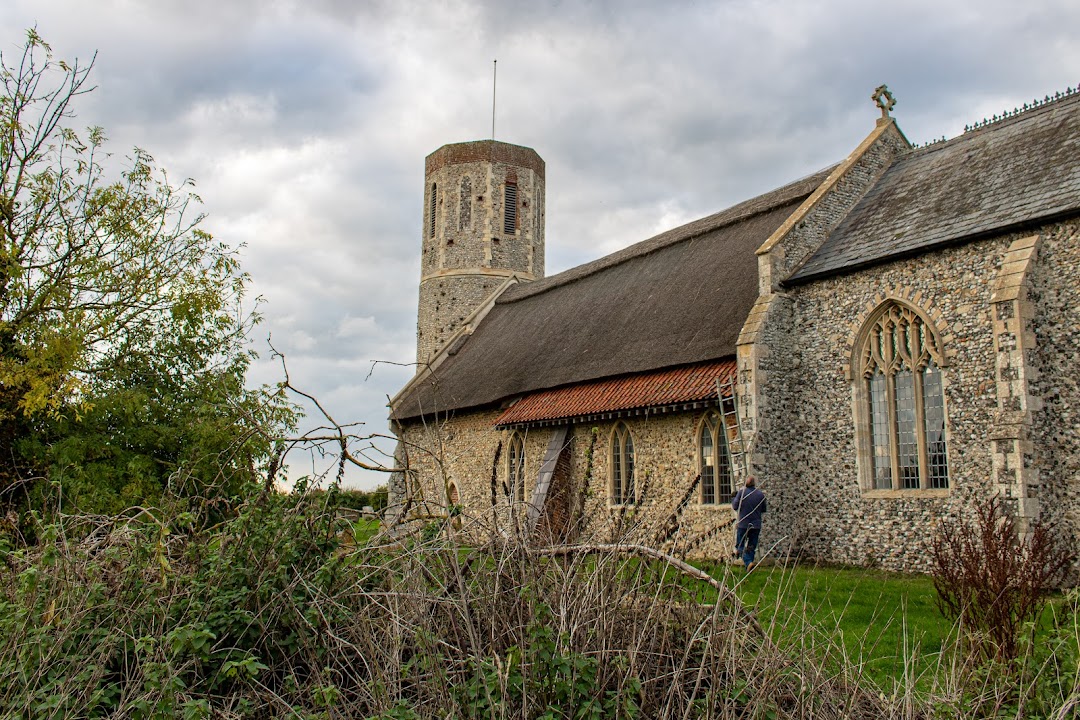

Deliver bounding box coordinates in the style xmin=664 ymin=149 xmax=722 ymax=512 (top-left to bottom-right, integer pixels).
xmin=0 ymin=30 xmax=291 ymax=517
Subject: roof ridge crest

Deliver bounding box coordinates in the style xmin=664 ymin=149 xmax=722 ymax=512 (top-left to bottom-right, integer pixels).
xmin=905 ymin=84 xmax=1080 ymax=155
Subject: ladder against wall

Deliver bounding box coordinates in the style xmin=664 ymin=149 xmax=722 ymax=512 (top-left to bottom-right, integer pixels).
xmin=716 ymin=375 xmax=748 ymax=483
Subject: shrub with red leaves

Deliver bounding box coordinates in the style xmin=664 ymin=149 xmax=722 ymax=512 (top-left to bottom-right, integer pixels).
xmin=930 ymin=496 xmax=1076 ymax=662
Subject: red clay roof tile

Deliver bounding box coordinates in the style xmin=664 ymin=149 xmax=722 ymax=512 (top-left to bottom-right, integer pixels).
xmin=494 ymin=359 xmax=735 ymax=426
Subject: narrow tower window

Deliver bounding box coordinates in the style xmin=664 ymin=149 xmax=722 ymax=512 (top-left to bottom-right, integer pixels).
xmin=429 ymin=183 xmax=437 ymax=238
xmin=503 ymin=181 xmax=518 ymax=234
xmin=459 ymin=176 xmax=472 ymax=230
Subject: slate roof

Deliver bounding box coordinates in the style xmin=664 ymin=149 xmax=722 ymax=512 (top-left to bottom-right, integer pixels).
xmin=494 ymin=359 xmax=736 ymax=427
xmin=789 ymin=92 xmax=1080 ymax=283
xmin=391 ymin=168 xmax=832 ymax=421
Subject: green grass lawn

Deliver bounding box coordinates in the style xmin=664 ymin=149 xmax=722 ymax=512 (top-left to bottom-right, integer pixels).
xmin=688 ymin=561 xmax=1070 ymax=694
xmin=352 ymin=517 xmax=382 ymax=544
xmin=720 ymin=563 xmax=955 ymax=686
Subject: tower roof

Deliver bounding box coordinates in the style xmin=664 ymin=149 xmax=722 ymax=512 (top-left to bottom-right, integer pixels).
xmin=425 ymin=140 xmax=545 ymax=180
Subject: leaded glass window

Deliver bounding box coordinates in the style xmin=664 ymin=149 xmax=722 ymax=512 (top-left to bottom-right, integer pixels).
xmin=698 ymin=411 xmax=734 ymax=504
xmin=859 ymin=301 xmax=950 ymax=490
xmin=923 ymin=362 xmax=949 ymax=488
xmin=611 ymin=423 xmax=635 ymax=505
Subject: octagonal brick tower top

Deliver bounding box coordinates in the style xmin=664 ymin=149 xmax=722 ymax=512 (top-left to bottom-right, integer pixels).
xmin=416 ymin=140 xmax=546 ymax=365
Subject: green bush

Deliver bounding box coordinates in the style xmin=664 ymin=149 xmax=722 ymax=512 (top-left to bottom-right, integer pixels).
xmin=0 ymin=482 xmax=358 ymax=717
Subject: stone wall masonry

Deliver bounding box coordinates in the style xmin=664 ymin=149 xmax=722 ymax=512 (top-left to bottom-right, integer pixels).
xmin=417 ymin=275 xmax=504 ymax=365
xmin=572 ymin=414 xmax=740 ymax=557
xmin=425 ymin=141 xmax=545 ymax=180
xmin=423 ymin=160 xmax=544 ymax=274
xmin=758 ymin=220 xmax=1080 ymax=573
xmin=736 ymin=293 xmax=794 ymax=482
xmin=416 ymin=152 xmax=545 ymax=364
xmin=756 ymin=120 xmax=910 ymax=294
xmin=397 ymin=409 xmax=528 ymax=532
xmin=397 ymin=410 xmax=743 ymax=558
xmin=989 ymin=235 xmax=1042 ymax=528
xmin=1029 ymin=219 xmax=1080 ymax=569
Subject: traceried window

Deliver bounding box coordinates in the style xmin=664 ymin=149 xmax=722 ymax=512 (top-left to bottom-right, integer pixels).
xmin=503 ymin=181 xmax=518 ymax=234
xmin=698 ymin=411 xmax=735 ymax=504
xmin=507 ymin=431 xmax=525 ymax=502
xmin=429 ymin=183 xmax=437 ymax=238
xmin=857 ymin=301 xmax=949 ymax=491
xmin=459 ymin=176 xmax=472 ymax=230
xmin=610 ymin=422 xmax=635 ymax=505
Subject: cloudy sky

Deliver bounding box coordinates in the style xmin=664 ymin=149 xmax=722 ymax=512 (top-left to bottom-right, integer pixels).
xmin=3 ymin=0 xmax=1077 ymax=488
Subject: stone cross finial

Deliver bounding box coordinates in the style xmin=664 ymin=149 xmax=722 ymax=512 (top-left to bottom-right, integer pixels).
xmin=872 ymin=84 xmax=896 ymax=118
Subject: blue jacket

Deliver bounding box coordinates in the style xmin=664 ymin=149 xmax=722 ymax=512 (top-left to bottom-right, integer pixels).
xmin=731 ymin=486 xmax=767 ymax=529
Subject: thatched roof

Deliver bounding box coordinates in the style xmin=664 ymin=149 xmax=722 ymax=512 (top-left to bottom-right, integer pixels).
xmin=789 ymin=91 xmax=1080 ymax=283
xmin=392 ymin=168 xmax=831 ymax=421
xmin=392 ymin=91 xmax=1080 ymax=422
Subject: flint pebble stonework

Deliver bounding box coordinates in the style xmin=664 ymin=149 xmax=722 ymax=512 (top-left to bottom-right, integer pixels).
xmin=392 ymin=95 xmax=1080 ymax=576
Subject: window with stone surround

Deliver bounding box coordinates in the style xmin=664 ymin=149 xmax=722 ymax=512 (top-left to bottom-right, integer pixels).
xmin=503 ymin=181 xmax=518 ymax=234
xmin=698 ymin=411 xmax=735 ymax=504
xmin=854 ymin=300 xmax=950 ymax=491
xmin=610 ymin=422 xmax=636 ymax=505
xmin=429 ymin=183 xmax=437 ymax=238
xmin=507 ymin=431 xmax=525 ymax=502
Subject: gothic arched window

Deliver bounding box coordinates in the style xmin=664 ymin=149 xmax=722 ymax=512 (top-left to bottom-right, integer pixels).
xmin=610 ymin=422 xmax=636 ymax=505
xmin=855 ymin=300 xmax=950 ymax=491
xmin=507 ymin=431 xmax=525 ymax=502
xmin=698 ymin=411 xmax=734 ymax=504
xmin=459 ymin=176 xmax=472 ymax=230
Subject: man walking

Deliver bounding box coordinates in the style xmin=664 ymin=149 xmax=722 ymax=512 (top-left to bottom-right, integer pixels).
xmin=731 ymin=476 xmax=767 ymax=571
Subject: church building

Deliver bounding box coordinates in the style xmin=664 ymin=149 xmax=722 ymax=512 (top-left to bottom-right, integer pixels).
xmin=388 ymin=86 xmax=1080 ymax=572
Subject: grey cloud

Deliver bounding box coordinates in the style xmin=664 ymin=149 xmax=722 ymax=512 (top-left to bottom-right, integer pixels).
xmin=3 ymin=0 xmax=1079 ymax=487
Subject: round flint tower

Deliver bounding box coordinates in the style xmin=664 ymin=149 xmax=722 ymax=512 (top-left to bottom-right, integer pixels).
xmin=416 ymin=140 xmax=545 ymax=365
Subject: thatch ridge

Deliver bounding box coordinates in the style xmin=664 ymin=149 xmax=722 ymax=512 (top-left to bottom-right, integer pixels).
xmin=505 ymin=166 xmax=835 ymax=304
xmin=391 ymin=170 xmax=828 ymax=421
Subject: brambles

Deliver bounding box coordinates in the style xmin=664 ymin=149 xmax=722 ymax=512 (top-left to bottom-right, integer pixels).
xmin=3 ymin=483 xmax=1078 ymax=718
xmin=0 ymin=483 xmax=894 ymax=719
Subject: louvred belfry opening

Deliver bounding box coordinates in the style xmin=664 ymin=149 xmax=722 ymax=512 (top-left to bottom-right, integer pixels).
xmin=429 ymin=183 xmax=437 ymax=238
xmin=503 ymin=181 xmax=517 ymax=234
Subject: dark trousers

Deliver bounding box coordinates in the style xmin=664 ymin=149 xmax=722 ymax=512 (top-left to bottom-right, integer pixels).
xmin=735 ymin=526 xmax=760 ymax=567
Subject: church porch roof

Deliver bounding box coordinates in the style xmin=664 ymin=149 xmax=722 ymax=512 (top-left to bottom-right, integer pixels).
xmin=494 ymin=359 xmax=736 ymax=428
